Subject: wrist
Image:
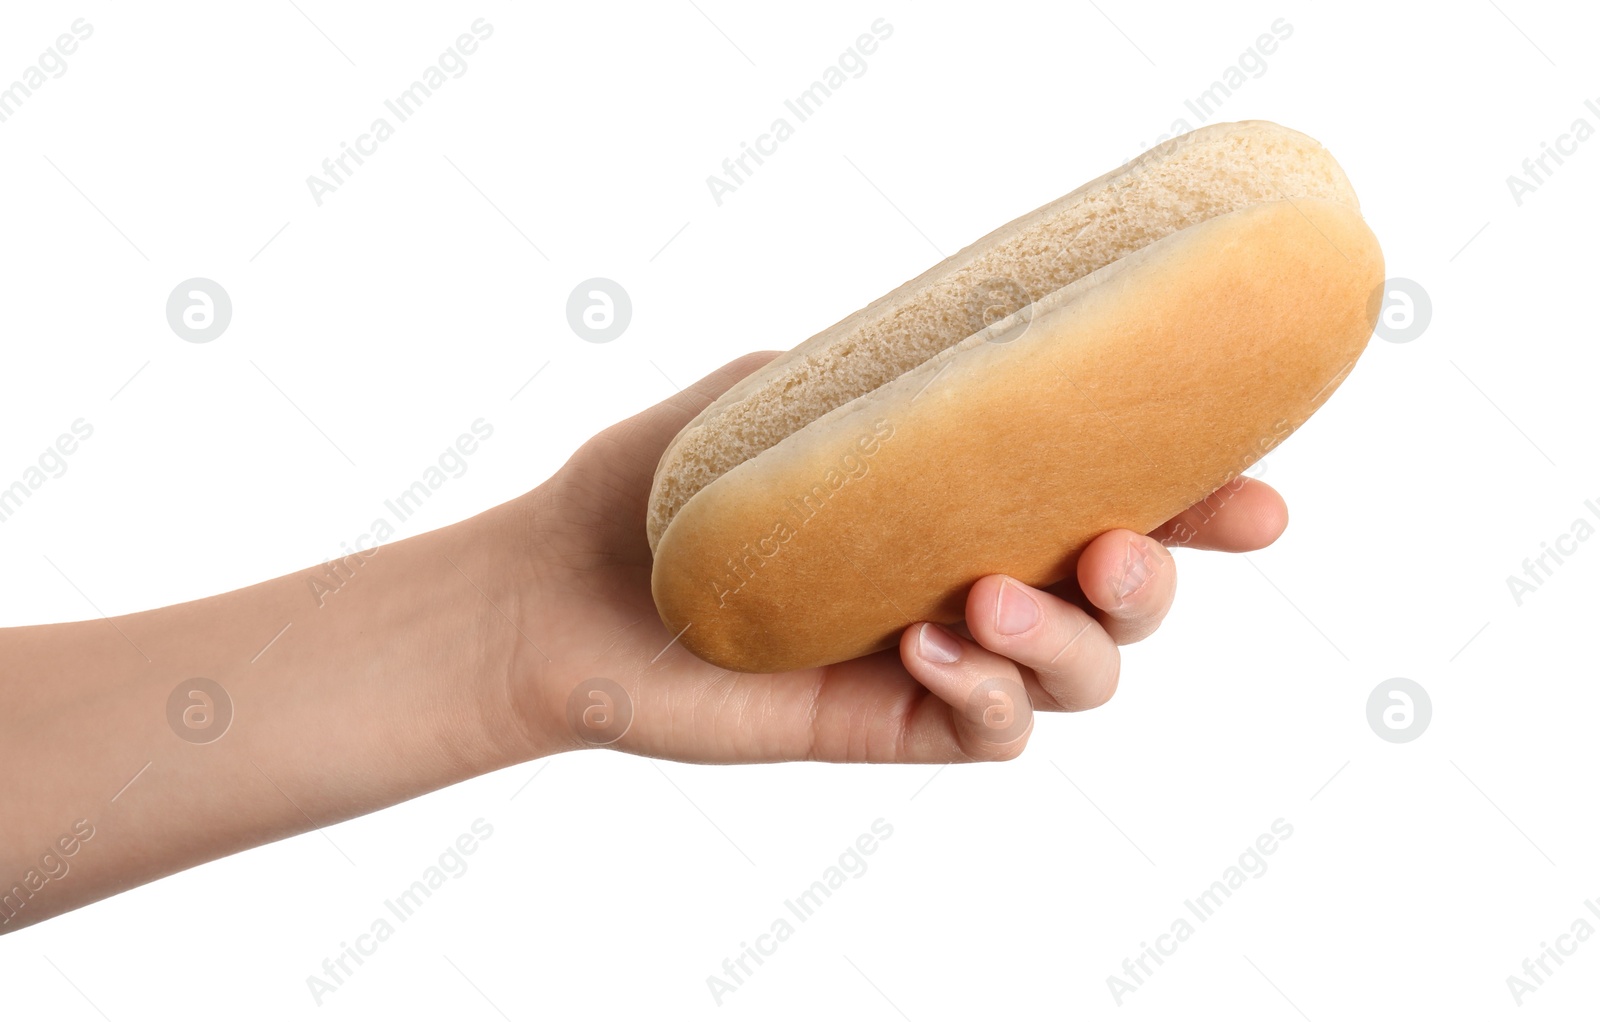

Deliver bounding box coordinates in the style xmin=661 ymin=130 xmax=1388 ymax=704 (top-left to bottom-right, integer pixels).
xmin=446 ymin=490 xmax=574 ymax=768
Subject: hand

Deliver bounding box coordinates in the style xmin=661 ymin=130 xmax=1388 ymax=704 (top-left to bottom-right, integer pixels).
xmin=507 ymin=352 xmax=1289 ymax=764
xmin=0 ymin=351 xmax=1289 ymax=930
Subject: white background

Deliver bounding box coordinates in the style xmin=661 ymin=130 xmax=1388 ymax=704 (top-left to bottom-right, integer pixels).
xmin=1 ymin=1 xmax=1596 ymax=1018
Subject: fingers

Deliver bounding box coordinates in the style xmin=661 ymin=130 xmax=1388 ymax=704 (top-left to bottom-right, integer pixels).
xmin=898 ymin=623 xmax=1034 ymax=761
xmin=963 ymin=576 xmax=1120 ymax=712
xmin=1148 ymin=477 xmax=1288 ymax=552
xmin=893 ymin=526 xmax=1176 ymax=759
xmin=1076 ymin=530 xmax=1177 ymax=645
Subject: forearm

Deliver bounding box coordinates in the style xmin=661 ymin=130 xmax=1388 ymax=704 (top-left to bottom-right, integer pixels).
xmin=0 ymin=496 xmax=547 ymax=932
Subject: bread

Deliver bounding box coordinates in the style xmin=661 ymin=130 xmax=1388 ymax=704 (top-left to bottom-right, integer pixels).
xmin=647 ymin=121 xmax=1383 ymax=674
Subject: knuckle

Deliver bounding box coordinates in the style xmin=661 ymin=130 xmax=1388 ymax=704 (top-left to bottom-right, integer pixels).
xmin=1027 ymin=619 xmax=1098 ymax=703
xmin=1092 ymin=650 xmax=1122 ymax=707
xmin=961 ymin=675 xmax=1031 ymax=745
xmin=958 ymin=727 xmax=1030 ymax=762
xmin=1048 ymin=646 xmax=1120 ymax=711
xmin=1033 ymin=668 xmax=1078 ymax=710
xmin=1025 ymin=680 xmax=1070 ymax=713
xmin=988 ymin=730 xmax=1031 ymax=760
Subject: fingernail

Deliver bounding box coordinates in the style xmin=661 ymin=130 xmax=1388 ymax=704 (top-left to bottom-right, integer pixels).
xmin=1113 ymin=538 xmax=1157 ymax=605
xmin=993 ymin=578 xmax=1040 ymax=635
xmin=917 ymin=623 xmax=962 ymax=664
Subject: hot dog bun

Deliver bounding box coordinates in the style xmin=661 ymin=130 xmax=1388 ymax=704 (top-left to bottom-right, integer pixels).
xmin=648 ymin=121 xmax=1383 ymax=674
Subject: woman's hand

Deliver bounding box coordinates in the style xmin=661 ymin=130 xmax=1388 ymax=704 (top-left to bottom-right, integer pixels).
xmin=0 ymin=351 xmax=1288 ymax=931
xmin=503 ymin=352 xmax=1290 ymax=765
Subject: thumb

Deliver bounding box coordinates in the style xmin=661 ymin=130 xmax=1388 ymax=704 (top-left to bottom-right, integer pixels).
xmin=616 ymin=350 xmax=782 ymax=453
xmin=562 ymin=351 xmax=782 ymax=544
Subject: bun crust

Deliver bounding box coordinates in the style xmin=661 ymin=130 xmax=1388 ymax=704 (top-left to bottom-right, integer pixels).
xmin=648 ymin=121 xmax=1357 ymax=554
xmin=649 ymin=124 xmax=1383 ymax=674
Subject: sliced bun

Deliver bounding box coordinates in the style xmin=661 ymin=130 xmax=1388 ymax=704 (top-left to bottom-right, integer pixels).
xmin=648 ymin=121 xmax=1383 ymax=674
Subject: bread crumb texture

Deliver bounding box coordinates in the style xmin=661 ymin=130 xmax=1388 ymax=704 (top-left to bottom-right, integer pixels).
xmin=647 ymin=121 xmax=1358 ymax=552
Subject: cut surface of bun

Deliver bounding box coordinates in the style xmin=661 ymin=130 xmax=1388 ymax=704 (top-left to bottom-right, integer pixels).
xmin=647 ymin=121 xmax=1360 ymax=553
